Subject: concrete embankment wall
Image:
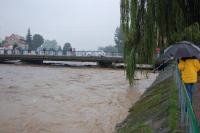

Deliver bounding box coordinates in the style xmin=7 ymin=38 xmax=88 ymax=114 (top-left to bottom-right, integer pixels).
xmin=115 ymin=68 xmax=182 ymax=133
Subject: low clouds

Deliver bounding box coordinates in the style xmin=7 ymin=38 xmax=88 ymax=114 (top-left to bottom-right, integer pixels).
xmin=0 ymin=0 xmax=120 ymax=50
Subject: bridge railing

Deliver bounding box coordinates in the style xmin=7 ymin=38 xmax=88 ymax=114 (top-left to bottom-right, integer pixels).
xmin=175 ymin=64 xmax=199 ymax=133
xmin=0 ymin=49 xmax=123 ymax=58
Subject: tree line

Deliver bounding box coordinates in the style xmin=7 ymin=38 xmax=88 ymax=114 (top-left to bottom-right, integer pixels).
xmin=26 ymin=28 xmax=72 ymax=53
xmin=98 ymin=27 xmax=124 ymax=53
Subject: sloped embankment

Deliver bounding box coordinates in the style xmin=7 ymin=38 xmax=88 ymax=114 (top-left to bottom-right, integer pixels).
xmin=115 ymin=75 xmax=182 ymax=133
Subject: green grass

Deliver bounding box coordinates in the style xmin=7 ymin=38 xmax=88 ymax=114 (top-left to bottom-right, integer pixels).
xmin=116 ymin=76 xmax=181 ymax=133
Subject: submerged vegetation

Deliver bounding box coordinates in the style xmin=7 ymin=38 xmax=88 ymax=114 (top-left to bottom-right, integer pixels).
xmin=115 ymin=76 xmax=181 ymax=133
xmin=120 ymin=0 xmax=200 ymax=84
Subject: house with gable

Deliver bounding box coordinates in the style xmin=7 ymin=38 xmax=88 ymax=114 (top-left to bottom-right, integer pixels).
xmin=2 ymin=34 xmax=27 ymax=50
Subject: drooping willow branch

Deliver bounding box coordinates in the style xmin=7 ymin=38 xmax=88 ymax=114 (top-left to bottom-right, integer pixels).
xmin=121 ymin=0 xmax=200 ymax=85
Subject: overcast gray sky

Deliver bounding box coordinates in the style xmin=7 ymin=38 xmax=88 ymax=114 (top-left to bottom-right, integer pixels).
xmin=0 ymin=0 xmax=120 ymax=50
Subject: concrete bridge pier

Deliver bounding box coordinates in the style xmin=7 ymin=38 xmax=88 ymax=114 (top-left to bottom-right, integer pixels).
xmin=97 ymin=61 xmax=113 ymax=67
xmin=0 ymin=59 xmax=6 ymax=62
xmin=21 ymin=60 xmax=43 ymax=64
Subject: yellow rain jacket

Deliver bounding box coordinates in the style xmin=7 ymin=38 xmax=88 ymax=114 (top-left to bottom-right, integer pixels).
xmin=178 ymin=59 xmax=200 ymax=83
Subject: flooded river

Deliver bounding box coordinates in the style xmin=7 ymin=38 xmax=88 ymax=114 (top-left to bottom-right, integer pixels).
xmin=0 ymin=64 xmax=157 ymax=133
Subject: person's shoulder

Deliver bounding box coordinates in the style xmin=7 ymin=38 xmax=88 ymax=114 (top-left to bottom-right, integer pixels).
xmin=190 ymin=59 xmax=200 ymax=65
xmin=192 ymin=59 xmax=199 ymax=62
xmin=179 ymin=59 xmax=184 ymax=63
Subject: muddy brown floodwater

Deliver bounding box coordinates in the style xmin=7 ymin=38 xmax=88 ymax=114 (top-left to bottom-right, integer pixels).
xmin=0 ymin=64 xmax=157 ymax=133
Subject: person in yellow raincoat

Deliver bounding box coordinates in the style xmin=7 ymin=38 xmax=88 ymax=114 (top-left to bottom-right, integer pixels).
xmin=178 ymin=57 xmax=200 ymax=103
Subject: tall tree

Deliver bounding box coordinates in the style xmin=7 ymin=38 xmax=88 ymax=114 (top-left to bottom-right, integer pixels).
xmin=31 ymin=34 xmax=44 ymax=50
xmin=121 ymin=0 xmax=200 ymax=85
xmin=98 ymin=45 xmax=118 ymax=53
xmin=63 ymin=42 xmax=72 ymax=54
xmin=114 ymin=27 xmax=124 ymax=54
xmin=42 ymin=40 xmax=59 ymax=50
xmin=26 ymin=28 xmax=32 ymax=50
xmin=58 ymin=46 xmax=62 ymax=51
xmin=0 ymin=38 xmax=2 ymax=47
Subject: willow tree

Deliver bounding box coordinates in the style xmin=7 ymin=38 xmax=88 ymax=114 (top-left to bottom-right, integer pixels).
xmin=121 ymin=0 xmax=200 ymax=85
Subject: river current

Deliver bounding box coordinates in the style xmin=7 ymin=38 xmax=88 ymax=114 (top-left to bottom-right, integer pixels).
xmin=0 ymin=64 xmax=157 ymax=133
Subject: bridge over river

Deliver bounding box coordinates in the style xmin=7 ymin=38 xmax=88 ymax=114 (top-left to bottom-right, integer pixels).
xmin=0 ymin=50 xmax=154 ymax=69
xmin=0 ymin=50 xmax=123 ymax=66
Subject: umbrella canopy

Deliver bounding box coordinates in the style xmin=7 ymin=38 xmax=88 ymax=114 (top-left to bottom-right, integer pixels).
xmin=163 ymin=41 xmax=200 ymax=59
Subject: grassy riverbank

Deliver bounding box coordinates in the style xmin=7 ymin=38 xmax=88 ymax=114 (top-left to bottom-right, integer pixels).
xmin=115 ymin=76 xmax=182 ymax=133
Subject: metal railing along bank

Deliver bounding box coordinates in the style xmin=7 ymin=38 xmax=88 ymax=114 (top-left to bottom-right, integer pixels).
xmin=175 ymin=64 xmax=199 ymax=133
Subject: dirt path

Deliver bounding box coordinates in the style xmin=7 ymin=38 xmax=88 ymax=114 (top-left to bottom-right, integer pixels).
xmin=193 ymin=73 xmax=200 ymax=127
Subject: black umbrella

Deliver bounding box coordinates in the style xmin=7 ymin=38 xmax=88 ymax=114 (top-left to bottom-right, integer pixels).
xmin=163 ymin=41 xmax=200 ymax=59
